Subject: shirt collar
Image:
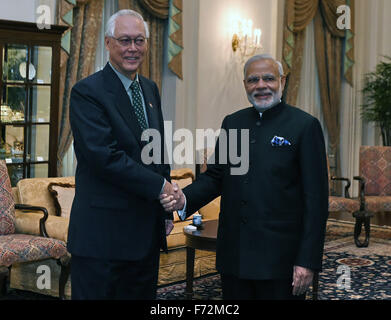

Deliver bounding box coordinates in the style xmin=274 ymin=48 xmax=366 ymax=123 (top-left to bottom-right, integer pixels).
xmin=108 ymin=61 xmax=139 ymax=91
xmin=257 ymin=99 xmax=282 ymax=118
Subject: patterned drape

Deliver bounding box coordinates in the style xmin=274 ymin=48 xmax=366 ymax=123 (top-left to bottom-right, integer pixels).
xmin=57 ymin=0 xmax=104 ymax=175
xmin=118 ymin=0 xmax=183 ymax=86
xmin=140 ymin=0 xmax=183 ymax=79
xmin=282 ymin=0 xmax=354 ymax=104
xmin=118 ymin=0 xmax=164 ymax=91
xmin=282 ymin=0 xmax=355 ymax=183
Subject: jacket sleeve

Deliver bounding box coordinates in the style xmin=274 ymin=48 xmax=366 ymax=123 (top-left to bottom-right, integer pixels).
xmin=294 ymin=117 xmax=329 ymax=271
xmin=182 ymin=117 xmax=228 ymax=216
xmin=70 ymin=81 xmax=165 ymax=201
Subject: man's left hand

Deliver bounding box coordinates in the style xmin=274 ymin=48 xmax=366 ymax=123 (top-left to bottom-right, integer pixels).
xmin=292 ymin=265 xmax=314 ymax=296
xmin=165 ymin=219 xmax=174 ymax=236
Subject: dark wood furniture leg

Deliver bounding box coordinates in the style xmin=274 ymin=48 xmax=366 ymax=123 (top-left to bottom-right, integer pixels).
xmin=57 ymin=258 xmax=71 ymax=300
xmin=353 ymin=210 xmax=374 ymax=248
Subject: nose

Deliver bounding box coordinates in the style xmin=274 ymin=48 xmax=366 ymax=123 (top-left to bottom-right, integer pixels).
xmin=255 ymin=78 xmax=267 ymax=89
xmin=127 ymin=41 xmax=138 ymax=51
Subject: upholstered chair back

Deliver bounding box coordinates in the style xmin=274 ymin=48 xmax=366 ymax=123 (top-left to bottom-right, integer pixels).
xmin=359 ymin=146 xmax=391 ymax=196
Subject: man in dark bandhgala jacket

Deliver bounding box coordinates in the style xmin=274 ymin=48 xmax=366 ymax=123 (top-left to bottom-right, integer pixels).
xmin=160 ymin=54 xmax=329 ymax=300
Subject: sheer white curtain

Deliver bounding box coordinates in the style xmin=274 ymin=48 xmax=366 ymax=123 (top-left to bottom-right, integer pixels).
xmin=95 ymin=0 xmax=118 ymax=71
xmin=61 ymin=0 xmax=118 ymax=177
xmin=295 ymin=20 xmax=329 ymax=150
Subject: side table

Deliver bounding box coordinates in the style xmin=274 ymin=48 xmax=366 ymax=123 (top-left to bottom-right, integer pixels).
xmin=183 ymin=219 xmax=218 ymax=300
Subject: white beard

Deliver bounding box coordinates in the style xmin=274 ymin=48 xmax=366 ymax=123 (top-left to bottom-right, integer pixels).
xmin=248 ymin=85 xmax=283 ymax=113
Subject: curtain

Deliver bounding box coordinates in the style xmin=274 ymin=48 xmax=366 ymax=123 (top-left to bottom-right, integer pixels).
xmin=57 ymin=0 xmax=105 ymax=176
xmin=139 ymin=0 xmax=183 ymax=79
xmin=94 ymin=0 xmax=119 ymax=72
xmin=296 ymin=20 xmax=327 ymax=142
xmin=282 ymin=0 xmax=319 ymax=105
xmin=314 ymin=7 xmax=344 ymax=183
xmin=118 ymin=0 xmax=165 ymax=91
xmin=118 ymin=0 xmax=183 ymax=88
xmin=282 ymin=0 xmax=355 ymax=186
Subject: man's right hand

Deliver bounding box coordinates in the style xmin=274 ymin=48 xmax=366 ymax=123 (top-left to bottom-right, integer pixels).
xmin=160 ymin=182 xmax=185 ymax=212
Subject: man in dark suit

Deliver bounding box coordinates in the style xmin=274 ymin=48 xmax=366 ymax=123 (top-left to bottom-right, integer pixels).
xmin=68 ymin=9 xmax=177 ymax=300
xmin=161 ymin=54 xmax=329 ymax=300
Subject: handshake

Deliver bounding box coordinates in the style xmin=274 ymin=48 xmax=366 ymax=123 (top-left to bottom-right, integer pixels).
xmin=159 ymin=180 xmax=186 ymax=213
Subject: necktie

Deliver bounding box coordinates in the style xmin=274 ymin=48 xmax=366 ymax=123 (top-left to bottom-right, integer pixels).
xmin=129 ymin=80 xmax=148 ymax=131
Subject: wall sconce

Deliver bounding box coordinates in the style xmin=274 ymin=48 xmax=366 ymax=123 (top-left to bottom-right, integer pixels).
xmin=231 ymin=17 xmax=262 ymax=60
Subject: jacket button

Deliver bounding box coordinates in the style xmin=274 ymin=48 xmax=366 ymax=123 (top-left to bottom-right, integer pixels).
xmin=256 ymin=121 xmax=261 ymax=126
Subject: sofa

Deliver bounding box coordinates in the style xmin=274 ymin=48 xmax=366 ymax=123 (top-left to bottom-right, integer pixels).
xmin=8 ymin=168 xmax=220 ymax=299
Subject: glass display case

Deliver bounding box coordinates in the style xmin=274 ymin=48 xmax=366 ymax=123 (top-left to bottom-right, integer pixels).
xmin=0 ymin=20 xmax=67 ymax=186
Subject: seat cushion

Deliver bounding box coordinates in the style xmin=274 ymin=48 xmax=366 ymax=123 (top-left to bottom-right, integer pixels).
xmin=0 ymin=234 xmax=68 ymax=267
xmin=0 ymin=160 xmax=15 ymax=235
xmin=364 ymin=196 xmax=391 ymax=213
xmin=328 ymin=196 xmax=360 ymax=213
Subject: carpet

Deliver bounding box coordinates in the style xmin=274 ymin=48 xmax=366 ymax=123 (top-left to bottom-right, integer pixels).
xmin=156 ymin=219 xmax=391 ymax=300
xmin=1 ymin=219 xmax=391 ymax=300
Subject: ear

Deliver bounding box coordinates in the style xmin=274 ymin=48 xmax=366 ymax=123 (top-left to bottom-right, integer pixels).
xmin=104 ymin=36 xmax=110 ymax=51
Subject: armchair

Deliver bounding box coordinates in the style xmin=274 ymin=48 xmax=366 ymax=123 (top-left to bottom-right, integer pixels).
xmin=327 ymin=156 xmax=374 ymax=247
xmin=0 ymin=160 xmax=70 ymax=299
xmin=351 ymin=146 xmax=391 ymax=247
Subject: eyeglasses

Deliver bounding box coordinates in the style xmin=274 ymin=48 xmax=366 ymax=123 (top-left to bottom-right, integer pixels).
xmin=110 ymin=36 xmax=147 ymax=47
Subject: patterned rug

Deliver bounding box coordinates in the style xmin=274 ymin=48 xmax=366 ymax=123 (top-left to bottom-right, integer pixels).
xmin=1 ymin=219 xmax=391 ymax=300
xmin=157 ymin=219 xmax=391 ymax=300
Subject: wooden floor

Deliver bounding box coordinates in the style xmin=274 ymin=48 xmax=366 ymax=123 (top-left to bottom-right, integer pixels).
xmin=329 ymin=212 xmax=391 ymax=227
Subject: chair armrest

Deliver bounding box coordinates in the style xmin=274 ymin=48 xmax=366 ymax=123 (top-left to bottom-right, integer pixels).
xmin=353 ymin=176 xmax=366 ymax=210
xmin=330 ymin=176 xmax=351 ymax=198
xmin=14 ymin=209 xmax=69 ymax=242
xmin=15 ymin=204 xmax=49 ymax=237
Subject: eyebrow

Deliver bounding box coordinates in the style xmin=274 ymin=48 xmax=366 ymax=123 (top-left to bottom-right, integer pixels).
xmin=116 ymin=32 xmax=145 ymax=38
xmin=247 ymin=73 xmax=277 ymax=79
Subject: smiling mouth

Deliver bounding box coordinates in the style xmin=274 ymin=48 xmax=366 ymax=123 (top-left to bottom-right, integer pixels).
xmin=124 ymin=57 xmax=139 ymax=62
xmin=254 ymin=92 xmax=272 ymax=100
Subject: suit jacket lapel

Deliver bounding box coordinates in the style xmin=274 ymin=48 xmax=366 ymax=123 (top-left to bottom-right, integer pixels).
xmin=102 ymin=64 xmax=144 ymax=147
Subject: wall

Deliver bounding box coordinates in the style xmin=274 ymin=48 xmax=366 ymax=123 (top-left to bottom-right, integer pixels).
xmin=196 ymin=0 xmax=282 ymax=131
xmin=172 ymin=0 xmax=284 ymax=169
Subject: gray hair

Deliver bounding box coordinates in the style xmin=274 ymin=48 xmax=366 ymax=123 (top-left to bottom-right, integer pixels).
xmin=243 ymin=54 xmax=284 ymax=78
xmin=105 ymin=9 xmax=150 ymax=39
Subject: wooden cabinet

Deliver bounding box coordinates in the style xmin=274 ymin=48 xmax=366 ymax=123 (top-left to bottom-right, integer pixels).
xmin=0 ymin=20 xmax=67 ymax=185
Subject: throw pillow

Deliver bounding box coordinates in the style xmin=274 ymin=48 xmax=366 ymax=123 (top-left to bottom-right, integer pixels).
xmin=0 ymin=160 xmax=15 ymax=234
xmin=47 ymin=183 xmax=75 ymax=219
